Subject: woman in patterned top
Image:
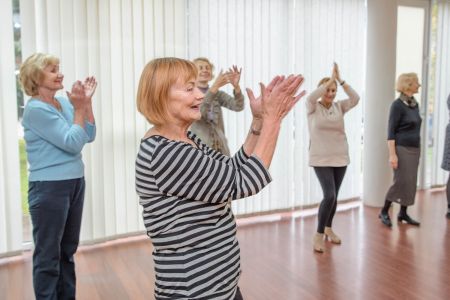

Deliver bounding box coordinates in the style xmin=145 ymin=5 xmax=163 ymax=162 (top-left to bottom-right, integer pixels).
xmin=189 ymin=57 xmax=244 ymax=156
xmin=135 ymin=57 xmax=305 ymax=300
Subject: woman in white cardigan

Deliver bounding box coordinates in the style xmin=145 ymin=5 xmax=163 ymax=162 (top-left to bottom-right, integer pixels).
xmin=306 ymin=63 xmax=360 ymax=253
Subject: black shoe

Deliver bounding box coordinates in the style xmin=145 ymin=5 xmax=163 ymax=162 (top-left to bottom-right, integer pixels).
xmin=379 ymin=212 xmax=392 ymax=227
xmin=397 ymin=214 xmax=420 ymax=226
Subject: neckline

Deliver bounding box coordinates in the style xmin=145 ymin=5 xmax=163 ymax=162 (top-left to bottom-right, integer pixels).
xmin=319 ymin=101 xmax=333 ymax=110
xmin=31 ymin=97 xmax=63 ymax=113
xmin=141 ymin=131 xmax=201 ymax=149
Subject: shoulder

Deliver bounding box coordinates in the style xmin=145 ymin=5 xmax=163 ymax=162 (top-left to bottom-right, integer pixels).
xmin=141 ymin=135 xmax=201 ymax=162
xmin=390 ymin=99 xmax=404 ymax=109
xmin=23 ymin=99 xmax=52 ymax=120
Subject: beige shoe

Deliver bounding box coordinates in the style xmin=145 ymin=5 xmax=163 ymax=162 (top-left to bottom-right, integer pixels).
xmin=324 ymin=227 xmax=341 ymax=244
xmin=313 ymin=233 xmax=325 ymax=253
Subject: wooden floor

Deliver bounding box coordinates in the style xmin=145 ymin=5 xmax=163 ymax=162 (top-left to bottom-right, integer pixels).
xmin=1 ymin=189 xmax=449 ymax=300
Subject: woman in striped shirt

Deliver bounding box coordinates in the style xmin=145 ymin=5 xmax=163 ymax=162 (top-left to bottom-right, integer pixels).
xmin=135 ymin=57 xmax=305 ymax=299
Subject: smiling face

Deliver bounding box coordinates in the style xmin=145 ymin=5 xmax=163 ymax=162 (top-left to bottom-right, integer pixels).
xmin=321 ymin=82 xmax=337 ymax=105
xmin=166 ymin=77 xmax=204 ymax=125
xmin=39 ymin=63 xmax=64 ymax=92
xmin=194 ymin=59 xmax=213 ymax=83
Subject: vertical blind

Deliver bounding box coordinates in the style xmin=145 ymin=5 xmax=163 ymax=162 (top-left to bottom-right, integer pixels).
xmin=18 ymin=0 xmax=188 ymax=245
xmin=1 ymin=0 xmax=365 ymax=255
xmin=0 ymin=0 xmax=22 ymax=256
xmin=186 ymin=0 xmax=366 ymax=214
xmin=430 ymin=0 xmax=450 ymax=185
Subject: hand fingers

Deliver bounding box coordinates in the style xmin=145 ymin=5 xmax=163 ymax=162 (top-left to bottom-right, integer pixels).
xmin=267 ymin=75 xmax=281 ymax=92
xmin=259 ymin=82 xmax=267 ymax=100
xmin=246 ymin=88 xmax=256 ymax=103
xmin=286 ymin=75 xmax=304 ymax=94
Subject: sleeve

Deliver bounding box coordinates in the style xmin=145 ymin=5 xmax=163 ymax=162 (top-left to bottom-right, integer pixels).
xmin=217 ymin=90 xmax=245 ymax=111
xmin=150 ymin=141 xmax=272 ymax=203
xmin=387 ymin=102 xmax=401 ymax=140
xmin=84 ymin=121 xmax=96 ymax=142
xmin=191 ymin=132 xmax=250 ymax=169
xmin=338 ymin=85 xmax=360 ymax=113
xmin=23 ymin=106 xmax=89 ymax=154
xmin=306 ymin=85 xmax=326 ymax=114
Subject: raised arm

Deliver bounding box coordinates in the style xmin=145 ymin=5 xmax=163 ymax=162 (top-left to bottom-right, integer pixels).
xmin=334 ymin=63 xmax=360 ymax=113
xmin=244 ymin=75 xmax=306 ymax=168
xmin=306 ymin=85 xmax=326 ymax=114
xmin=82 ymin=76 xmax=97 ymax=142
xmin=23 ymin=105 xmax=90 ymax=154
xmin=306 ymin=65 xmax=337 ymax=114
xmin=144 ymin=141 xmax=272 ymax=203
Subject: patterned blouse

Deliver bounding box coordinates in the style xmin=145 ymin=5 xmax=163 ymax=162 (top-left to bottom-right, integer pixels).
xmin=135 ymin=132 xmax=271 ymax=299
xmin=190 ymin=88 xmax=244 ymax=156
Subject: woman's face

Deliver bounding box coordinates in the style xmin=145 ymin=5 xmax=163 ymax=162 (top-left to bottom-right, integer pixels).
xmin=166 ymin=77 xmax=204 ymax=125
xmin=195 ymin=60 xmax=213 ymax=83
xmin=40 ymin=63 xmax=64 ymax=92
xmin=409 ymin=78 xmax=421 ymax=94
xmin=322 ymin=83 xmax=337 ymax=104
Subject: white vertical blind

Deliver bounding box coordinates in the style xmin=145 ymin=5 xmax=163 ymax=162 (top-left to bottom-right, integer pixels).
xmin=186 ymin=0 xmax=366 ymax=214
xmin=431 ymin=0 xmax=450 ymax=185
xmin=19 ymin=0 xmax=188 ymax=244
xmin=0 ymin=0 xmax=22 ymax=255
xmin=3 ymin=0 xmax=448 ymax=256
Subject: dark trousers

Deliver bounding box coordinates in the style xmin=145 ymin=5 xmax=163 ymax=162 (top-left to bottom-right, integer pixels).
xmin=28 ymin=178 xmax=85 ymax=300
xmin=314 ymin=166 xmax=347 ymax=233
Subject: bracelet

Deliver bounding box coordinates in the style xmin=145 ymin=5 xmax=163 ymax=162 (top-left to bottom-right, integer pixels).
xmin=340 ymin=80 xmax=346 ymax=86
xmin=250 ymin=128 xmax=261 ymax=136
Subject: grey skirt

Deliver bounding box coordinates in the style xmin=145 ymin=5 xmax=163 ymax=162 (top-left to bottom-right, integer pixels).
xmin=385 ymin=145 xmax=420 ymax=206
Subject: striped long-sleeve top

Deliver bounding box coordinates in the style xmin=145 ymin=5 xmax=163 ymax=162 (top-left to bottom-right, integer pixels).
xmin=135 ymin=132 xmax=271 ymax=300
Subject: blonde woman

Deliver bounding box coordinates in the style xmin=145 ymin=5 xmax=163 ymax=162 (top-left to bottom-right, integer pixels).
xmin=20 ymin=53 xmax=97 ymax=299
xmin=307 ymin=63 xmax=360 ymax=253
xmin=379 ymin=73 xmax=422 ymax=227
xmin=190 ymin=57 xmax=244 ymax=155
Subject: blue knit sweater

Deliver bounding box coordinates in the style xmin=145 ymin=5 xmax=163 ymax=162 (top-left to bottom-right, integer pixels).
xmin=22 ymin=96 xmax=96 ymax=181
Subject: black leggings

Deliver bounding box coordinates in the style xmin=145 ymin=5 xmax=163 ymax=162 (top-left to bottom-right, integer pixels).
xmin=314 ymin=166 xmax=347 ymax=233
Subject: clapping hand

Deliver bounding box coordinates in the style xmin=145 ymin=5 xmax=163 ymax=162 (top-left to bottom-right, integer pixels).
xmin=246 ymin=75 xmax=306 ymax=121
xmin=66 ymin=81 xmax=87 ymax=110
xmin=83 ymin=76 xmax=98 ymax=101
xmin=246 ymin=76 xmax=282 ymax=120
xmin=333 ymin=62 xmax=343 ymax=83
xmin=226 ymin=65 xmax=242 ymax=89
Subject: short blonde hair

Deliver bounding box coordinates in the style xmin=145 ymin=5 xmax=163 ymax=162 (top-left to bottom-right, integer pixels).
xmin=192 ymin=57 xmax=214 ymax=71
xmin=396 ymin=73 xmax=419 ymax=93
xmin=317 ymin=77 xmax=338 ymax=88
xmin=137 ymin=57 xmax=198 ymax=126
xmin=19 ymin=53 xmax=60 ymax=96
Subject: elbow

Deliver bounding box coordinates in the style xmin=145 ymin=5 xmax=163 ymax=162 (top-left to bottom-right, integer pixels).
xmin=64 ymin=143 xmax=84 ymax=154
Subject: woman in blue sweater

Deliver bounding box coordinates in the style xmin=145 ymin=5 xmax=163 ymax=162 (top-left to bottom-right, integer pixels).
xmin=379 ymin=73 xmax=422 ymax=227
xmin=20 ymin=53 xmax=97 ymax=299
